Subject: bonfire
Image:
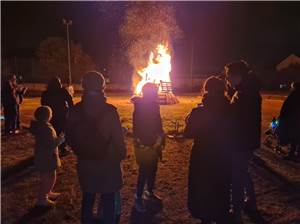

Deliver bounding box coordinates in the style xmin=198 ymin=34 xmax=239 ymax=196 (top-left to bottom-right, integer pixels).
xmin=134 ymin=44 xmax=178 ymax=104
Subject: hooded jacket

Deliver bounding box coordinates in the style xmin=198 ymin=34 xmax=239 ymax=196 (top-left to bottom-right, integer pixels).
xmin=30 ymin=120 xmax=61 ymax=172
xmin=66 ymin=92 xmax=126 ymax=193
xmin=132 ymin=96 xmax=164 ymax=146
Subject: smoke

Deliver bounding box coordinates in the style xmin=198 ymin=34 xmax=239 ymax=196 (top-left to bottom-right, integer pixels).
xmin=120 ymin=2 xmax=182 ymax=89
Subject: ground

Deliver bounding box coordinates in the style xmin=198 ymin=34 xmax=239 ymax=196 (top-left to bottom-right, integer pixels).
xmin=1 ymin=95 xmax=300 ymax=224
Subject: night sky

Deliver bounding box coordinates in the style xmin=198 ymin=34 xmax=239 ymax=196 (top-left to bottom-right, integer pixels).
xmin=2 ymin=1 xmax=300 ymax=76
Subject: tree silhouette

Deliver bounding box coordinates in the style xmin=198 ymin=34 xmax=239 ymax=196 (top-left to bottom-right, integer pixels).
xmin=36 ymin=37 xmax=96 ymax=83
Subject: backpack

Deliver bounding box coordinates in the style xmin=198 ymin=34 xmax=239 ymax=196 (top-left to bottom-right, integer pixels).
xmin=66 ymin=103 xmax=111 ymax=160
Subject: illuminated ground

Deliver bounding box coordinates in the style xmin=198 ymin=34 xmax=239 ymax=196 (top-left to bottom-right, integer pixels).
xmin=2 ymin=95 xmax=300 ymax=224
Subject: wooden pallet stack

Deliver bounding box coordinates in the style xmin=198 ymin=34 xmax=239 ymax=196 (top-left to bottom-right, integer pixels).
xmin=158 ymin=81 xmax=179 ymax=105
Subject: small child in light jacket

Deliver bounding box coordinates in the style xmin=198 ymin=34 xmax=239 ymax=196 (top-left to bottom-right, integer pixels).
xmin=30 ymin=106 xmax=65 ymax=207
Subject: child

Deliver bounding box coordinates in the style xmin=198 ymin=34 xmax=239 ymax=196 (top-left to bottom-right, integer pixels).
xmin=131 ymin=83 xmax=165 ymax=212
xmin=30 ymin=106 xmax=65 ymax=207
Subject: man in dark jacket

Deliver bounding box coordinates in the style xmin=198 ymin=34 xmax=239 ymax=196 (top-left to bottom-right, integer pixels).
xmin=225 ymin=60 xmax=262 ymax=223
xmin=41 ymin=77 xmax=73 ymax=155
xmin=66 ymin=71 xmax=126 ymax=224
xmin=131 ymin=83 xmax=165 ymax=212
xmin=278 ymin=82 xmax=300 ymax=160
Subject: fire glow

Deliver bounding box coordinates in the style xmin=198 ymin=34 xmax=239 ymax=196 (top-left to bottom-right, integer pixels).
xmin=135 ymin=44 xmax=172 ymax=95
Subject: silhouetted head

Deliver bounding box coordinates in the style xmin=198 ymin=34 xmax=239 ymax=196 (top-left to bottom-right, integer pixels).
xmin=47 ymin=77 xmax=62 ymax=91
xmin=225 ymin=60 xmax=250 ymax=88
xmin=142 ymin=83 xmax=159 ymax=100
xmin=34 ymin=106 xmax=52 ymax=122
xmin=203 ymin=76 xmax=225 ymax=97
xmin=82 ymin=71 xmax=105 ymax=93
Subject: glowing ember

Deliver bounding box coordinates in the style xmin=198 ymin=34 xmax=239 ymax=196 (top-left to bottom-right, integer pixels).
xmin=135 ymin=44 xmax=172 ymax=94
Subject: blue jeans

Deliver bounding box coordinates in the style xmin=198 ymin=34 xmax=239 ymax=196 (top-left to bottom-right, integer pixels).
xmin=81 ymin=192 xmax=121 ymax=224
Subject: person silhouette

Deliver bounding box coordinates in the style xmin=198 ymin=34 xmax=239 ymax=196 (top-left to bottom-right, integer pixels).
xmin=278 ymin=81 xmax=300 ymax=161
xmin=41 ymin=77 xmax=73 ymax=155
xmin=184 ymin=76 xmax=232 ymax=224
xmin=131 ymin=83 xmax=165 ymax=213
xmin=66 ymin=71 xmax=126 ymax=224
xmin=1 ymin=74 xmax=26 ymax=134
xmin=225 ymin=60 xmax=262 ymax=223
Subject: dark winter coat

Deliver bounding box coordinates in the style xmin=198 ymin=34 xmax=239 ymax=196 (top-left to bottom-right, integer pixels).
xmin=132 ymin=96 xmax=164 ymax=146
xmin=66 ymin=93 xmax=126 ymax=193
xmin=30 ymin=120 xmax=61 ymax=172
xmin=184 ymin=94 xmax=232 ymax=220
xmin=230 ymin=74 xmax=262 ymax=151
xmin=278 ymin=87 xmax=300 ymax=144
xmin=41 ymin=87 xmax=73 ymax=133
xmin=1 ymin=80 xmax=18 ymax=113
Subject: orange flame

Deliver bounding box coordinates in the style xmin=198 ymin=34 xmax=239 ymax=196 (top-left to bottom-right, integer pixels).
xmin=135 ymin=44 xmax=171 ymax=94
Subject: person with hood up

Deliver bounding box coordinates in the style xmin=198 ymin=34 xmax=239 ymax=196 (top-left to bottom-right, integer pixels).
xmin=66 ymin=71 xmax=126 ymax=224
xmin=184 ymin=76 xmax=232 ymax=224
xmin=225 ymin=60 xmax=262 ymax=223
xmin=30 ymin=106 xmax=65 ymax=207
xmin=131 ymin=83 xmax=165 ymax=213
xmin=41 ymin=76 xmax=73 ymax=155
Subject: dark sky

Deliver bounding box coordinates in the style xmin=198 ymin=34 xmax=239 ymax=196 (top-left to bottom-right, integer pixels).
xmin=2 ymin=1 xmax=300 ymax=76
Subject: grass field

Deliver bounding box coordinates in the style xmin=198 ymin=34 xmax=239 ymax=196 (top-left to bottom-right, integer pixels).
xmin=16 ymin=94 xmax=284 ymax=132
xmin=2 ymin=95 xmax=300 ymax=224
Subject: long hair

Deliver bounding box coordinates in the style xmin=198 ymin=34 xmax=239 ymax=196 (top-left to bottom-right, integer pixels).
xmin=202 ymin=76 xmax=225 ymax=97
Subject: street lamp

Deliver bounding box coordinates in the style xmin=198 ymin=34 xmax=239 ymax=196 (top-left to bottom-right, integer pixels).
xmin=62 ymin=18 xmax=72 ymax=85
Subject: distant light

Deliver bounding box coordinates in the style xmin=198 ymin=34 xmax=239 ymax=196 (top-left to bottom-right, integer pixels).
xmin=270 ymin=119 xmax=279 ymax=129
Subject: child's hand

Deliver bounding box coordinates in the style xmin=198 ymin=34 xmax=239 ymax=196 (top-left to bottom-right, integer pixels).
xmin=58 ymin=133 xmax=65 ymax=145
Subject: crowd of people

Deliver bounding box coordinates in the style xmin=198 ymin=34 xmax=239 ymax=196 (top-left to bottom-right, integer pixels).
xmin=2 ymin=60 xmax=299 ymax=224
xmin=1 ymin=74 xmax=27 ymax=135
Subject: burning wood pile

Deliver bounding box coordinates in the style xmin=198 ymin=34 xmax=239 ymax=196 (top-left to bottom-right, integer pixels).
xmin=134 ymin=44 xmax=178 ymax=104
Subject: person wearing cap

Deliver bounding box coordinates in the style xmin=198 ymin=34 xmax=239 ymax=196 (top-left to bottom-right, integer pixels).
xmin=278 ymin=81 xmax=300 ymax=161
xmin=41 ymin=77 xmax=73 ymax=156
xmin=66 ymin=71 xmax=126 ymax=224
xmin=131 ymin=83 xmax=165 ymax=213
xmin=184 ymin=76 xmax=232 ymax=224
xmin=225 ymin=60 xmax=262 ymax=223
